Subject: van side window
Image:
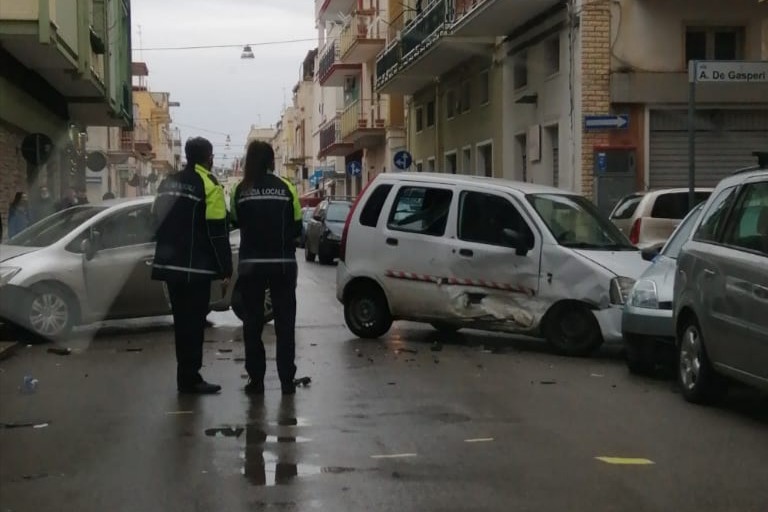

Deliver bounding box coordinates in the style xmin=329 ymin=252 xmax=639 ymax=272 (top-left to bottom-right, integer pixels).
xmin=721 ymin=182 xmax=768 ymax=255
xmin=359 ymin=184 xmax=393 ymax=227
xmin=694 ymin=186 xmax=738 ymax=243
xmin=458 ymin=191 xmax=534 ymax=249
xmin=651 ymin=192 xmax=710 ymax=219
xmin=387 ymin=186 xmax=453 ymax=236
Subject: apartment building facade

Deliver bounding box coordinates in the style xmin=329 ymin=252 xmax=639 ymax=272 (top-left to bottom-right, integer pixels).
xmin=0 ymin=0 xmax=132 ymax=229
xmin=376 ymin=0 xmax=768 ymax=205
xmin=315 ymin=0 xmax=406 ymax=198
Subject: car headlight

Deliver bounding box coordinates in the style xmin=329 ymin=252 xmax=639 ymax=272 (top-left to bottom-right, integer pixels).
xmin=0 ymin=267 xmax=21 ymax=287
xmin=609 ymin=276 xmax=635 ymax=305
xmin=628 ymin=279 xmax=659 ymax=309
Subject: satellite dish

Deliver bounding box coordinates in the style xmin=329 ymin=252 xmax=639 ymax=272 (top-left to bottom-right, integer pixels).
xmin=86 ymin=151 xmax=108 ymax=172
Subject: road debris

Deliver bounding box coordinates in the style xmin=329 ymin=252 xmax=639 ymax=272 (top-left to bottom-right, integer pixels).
xmin=464 ymin=438 xmax=494 ymax=443
xmin=430 ymin=342 xmax=443 ymax=352
xmin=370 ymin=453 xmax=417 ymax=459
xmin=47 ymin=347 xmax=71 ymax=356
xmin=166 ymin=410 xmax=195 ymax=415
xmin=395 ymin=348 xmax=418 ymax=355
xmin=217 ymin=348 xmax=233 ymax=353
xmin=539 ymin=380 xmax=557 ymax=385
xmin=1 ymin=421 xmax=50 ymax=429
xmin=595 ymin=456 xmax=654 ymax=465
xmin=294 ymin=376 xmax=311 ymax=387
xmin=234 ymin=357 xmax=246 ymax=362
xmin=123 ymin=347 xmax=143 ymax=353
xmin=590 ymin=373 xmax=605 ymax=378
xmin=20 ymin=375 xmax=38 ymax=394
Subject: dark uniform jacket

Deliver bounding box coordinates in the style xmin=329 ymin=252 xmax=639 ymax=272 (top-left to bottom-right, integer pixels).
xmin=231 ymin=173 xmax=302 ymax=274
xmin=151 ymin=164 xmax=232 ymax=282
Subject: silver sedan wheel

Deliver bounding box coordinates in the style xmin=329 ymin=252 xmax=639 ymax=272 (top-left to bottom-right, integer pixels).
xmin=679 ymin=325 xmax=702 ymax=392
xmin=29 ymin=292 xmax=70 ymax=337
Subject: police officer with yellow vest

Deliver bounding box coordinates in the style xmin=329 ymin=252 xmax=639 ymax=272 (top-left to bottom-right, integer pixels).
xmin=152 ymin=137 xmax=232 ymax=394
xmin=231 ymin=141 xmax=302 ymax=395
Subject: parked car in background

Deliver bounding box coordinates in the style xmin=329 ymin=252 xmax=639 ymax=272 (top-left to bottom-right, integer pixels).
xmin=0 ymin=198 xmax=271 ymax=341
xmin=610 ymin=188 xmax=712 ymax=250
xmin=674 ymin=162 xmax=768 ymax=403
xmin=622 ymin=203 xmax=703 ymax=374
xmin=298 ymin=207 xmax=314 ymax=248
xmin=305 ymin=199 xmax=352 ymax=265
xmin=337 ymin=173 xmax=647 ymax=357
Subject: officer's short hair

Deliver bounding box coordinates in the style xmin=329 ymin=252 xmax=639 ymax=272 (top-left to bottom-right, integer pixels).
xmin=185 ymin=137 xmax=213 ymax=166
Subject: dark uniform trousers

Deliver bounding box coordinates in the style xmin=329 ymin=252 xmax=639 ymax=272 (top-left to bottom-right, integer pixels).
xmin=241 ymin=263 xmax=298 ymax=387
xmin=166 ymin=281 xmax=211 ymax=387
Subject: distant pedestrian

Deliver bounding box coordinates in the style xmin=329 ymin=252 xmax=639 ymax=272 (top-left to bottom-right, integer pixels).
xmin=76 ymin=188 xmax=89 ymax=205
xmin=8 ymin=192 xmax=30 ymax=238
xmin=57 ymin=187 xmax=78 ymax=210
xmin=231 ymin=140 xmax=302 ymax=396
xmin=102 ymin=192 xmax=116 ymax=200
xmin=151 ymin=137 xmax=232 ymax=395
xmin=32 ymin=185 xmax=56 ymax=222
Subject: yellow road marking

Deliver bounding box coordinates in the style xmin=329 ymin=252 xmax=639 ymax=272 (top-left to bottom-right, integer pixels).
xmin=596 ymin=457 xmax=654 ymax=465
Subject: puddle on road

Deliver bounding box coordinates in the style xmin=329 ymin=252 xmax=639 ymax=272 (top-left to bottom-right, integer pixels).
xmin=204 ymin=426 xmax=310 ymax=444
xmin=239 ymin=450 xmax=356 ymax=487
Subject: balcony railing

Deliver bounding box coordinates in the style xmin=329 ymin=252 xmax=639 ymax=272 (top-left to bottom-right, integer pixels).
xmin=339 ymin=12 xmax=386 ymax=61
xmin=120 ymin=119 xmax=152 ymax=152
xmin=318 ymin=40 xmax=340 ymax=82
xmin=341 ymin=97 xmax=389 ymax=141
xmin=401 ymin=0 xmax=450 ymax=57
xmin=320 ymin=116 xmax=343 ymax=152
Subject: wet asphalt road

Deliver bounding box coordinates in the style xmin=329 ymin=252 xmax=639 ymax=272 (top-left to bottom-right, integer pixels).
xmin=1 ymin=260 xmax=767 ymax=512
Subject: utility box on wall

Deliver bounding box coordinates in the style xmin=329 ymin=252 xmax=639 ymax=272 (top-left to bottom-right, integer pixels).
xmin=594 ymin=146 xmax=637 ymax=216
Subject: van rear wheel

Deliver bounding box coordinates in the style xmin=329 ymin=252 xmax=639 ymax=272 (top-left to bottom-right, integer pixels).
xmin=344 ymin=285 xmax=392 ymax=339
xmin=543 ymin=303 xmax=604 ymax=357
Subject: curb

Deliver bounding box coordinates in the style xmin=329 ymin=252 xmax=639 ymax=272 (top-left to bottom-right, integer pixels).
xmin=0 ymin=341 xmax=20 ymax=362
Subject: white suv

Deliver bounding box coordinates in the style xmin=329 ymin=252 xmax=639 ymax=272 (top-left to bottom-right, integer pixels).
xmin=336 ymin=173 xmax=647 ymax=356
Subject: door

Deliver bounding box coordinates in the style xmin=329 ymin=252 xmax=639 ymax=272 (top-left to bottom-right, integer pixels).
xmin=83 ymin=205 xmax=169 ymax=319
xmin=687 ymin=185 xmax=740 ymax=364
xmin=714 ymin=180 xmax=768 ymax=379
xmin=446 ymin=189 xmax=541 ymax=330
xmin=377 ymin=183 xmax=456 ymax=319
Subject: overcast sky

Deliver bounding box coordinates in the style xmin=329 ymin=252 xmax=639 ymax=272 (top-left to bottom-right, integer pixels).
xmin=130 ymin=0 xmax=318 ymax=167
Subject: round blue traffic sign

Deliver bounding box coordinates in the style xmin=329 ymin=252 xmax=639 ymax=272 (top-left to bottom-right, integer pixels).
xmin=394 ymin=150 xmax=413 ymax=170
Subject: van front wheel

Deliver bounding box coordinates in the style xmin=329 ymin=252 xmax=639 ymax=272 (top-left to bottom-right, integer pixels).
xmin=344 ymin=285 xmax=392 ymax=339
xmin=543 ymin=303 xmax=604 ymax=357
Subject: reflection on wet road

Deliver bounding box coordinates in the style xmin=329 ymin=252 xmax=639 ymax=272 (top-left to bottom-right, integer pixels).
xmin=1 ymin=260 xmax=767 ymax=511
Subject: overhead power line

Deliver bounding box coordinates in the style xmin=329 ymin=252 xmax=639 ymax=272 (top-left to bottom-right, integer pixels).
xmin=136 ymin=38 xmax=316 ymax=51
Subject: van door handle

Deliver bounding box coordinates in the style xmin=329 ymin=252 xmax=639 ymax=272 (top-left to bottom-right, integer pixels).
xmin=459 ymin=248 xmax=473 ymax=257
xmin=703 ymin=269 xmax=716 ymax=278
xmin=144 ymin=258 xmax=154 ymax=266
xmin=386 ymin=237 xmax=398 ymax=246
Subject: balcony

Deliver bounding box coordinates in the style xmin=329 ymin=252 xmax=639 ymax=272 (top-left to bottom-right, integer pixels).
xmin=375 ymin=0 xmax=461 ymax=94
xmin=121 ymin=119 xmax=153 ymax=155
xmin=341 ymin=98 xmax=389 ymax=147
xmin=451 ymin=0 xmax=560 ymax=37
xmin=0 ymin=0 xmax=131 ymax=125
xmin=340 ymin=12 xmax=386 ymax=64
xmin=318 ymin=116 xmax=354 ymax=158
xmin=376 ymin=0 xmax=558 ymax=94
xmin=317 ymin=0 xmax=357 ymax=22
xmin=319 ymin=39 xmax=362 ymax=87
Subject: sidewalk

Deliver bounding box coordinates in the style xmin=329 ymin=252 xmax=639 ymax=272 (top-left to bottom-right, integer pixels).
xmin=0 ymin=341 xmax=20 ymax=361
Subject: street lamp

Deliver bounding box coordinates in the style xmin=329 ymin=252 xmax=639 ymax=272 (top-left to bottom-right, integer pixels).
xmin=240 ymin=45 xmax=255 ymax=59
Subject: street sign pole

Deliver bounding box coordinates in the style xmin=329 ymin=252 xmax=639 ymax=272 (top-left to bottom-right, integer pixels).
xmin=688 ymin=60 xmax=697 ymax=211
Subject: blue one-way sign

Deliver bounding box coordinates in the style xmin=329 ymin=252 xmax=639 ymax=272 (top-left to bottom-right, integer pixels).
xmin=393 ymin=150 xmax=413 ymax=170
xmin=584 ymin=115 xmax=629 ymax=131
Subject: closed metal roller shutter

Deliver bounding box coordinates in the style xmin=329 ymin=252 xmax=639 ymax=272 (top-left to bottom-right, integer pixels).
xmin=649 ymin=109 xmax=768 ymax=189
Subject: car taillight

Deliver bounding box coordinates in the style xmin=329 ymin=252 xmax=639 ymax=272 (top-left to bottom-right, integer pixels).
xmin=340 ymin=179 xmax=374 ymax=262
xmin=629 ymin=218 xmax=641 ymax=245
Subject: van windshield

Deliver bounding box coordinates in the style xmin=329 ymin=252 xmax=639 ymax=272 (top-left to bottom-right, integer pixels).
xmin=527 ymin=194 xmax=635 ymax=250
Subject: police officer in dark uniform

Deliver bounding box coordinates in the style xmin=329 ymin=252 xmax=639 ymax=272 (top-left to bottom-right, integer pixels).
xmin=231 ymin=141 xmax=302 ymax=395
xmin=152 ymin=137 xmax=232 ymax=394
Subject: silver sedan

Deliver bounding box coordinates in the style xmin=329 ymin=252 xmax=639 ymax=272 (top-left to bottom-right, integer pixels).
xmin=0 ymin=197 xmax=270 ymax=340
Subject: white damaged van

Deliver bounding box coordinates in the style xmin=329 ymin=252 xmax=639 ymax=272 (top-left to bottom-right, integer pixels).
xmin=336 ymin=173 xmax=649 ymax=356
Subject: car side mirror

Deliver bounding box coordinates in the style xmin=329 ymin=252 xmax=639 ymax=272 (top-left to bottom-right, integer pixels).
xmin=502 ymin=228 xmax=529 ymax=257
xmin=641 ymin=246 xmax=661 ymax=262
